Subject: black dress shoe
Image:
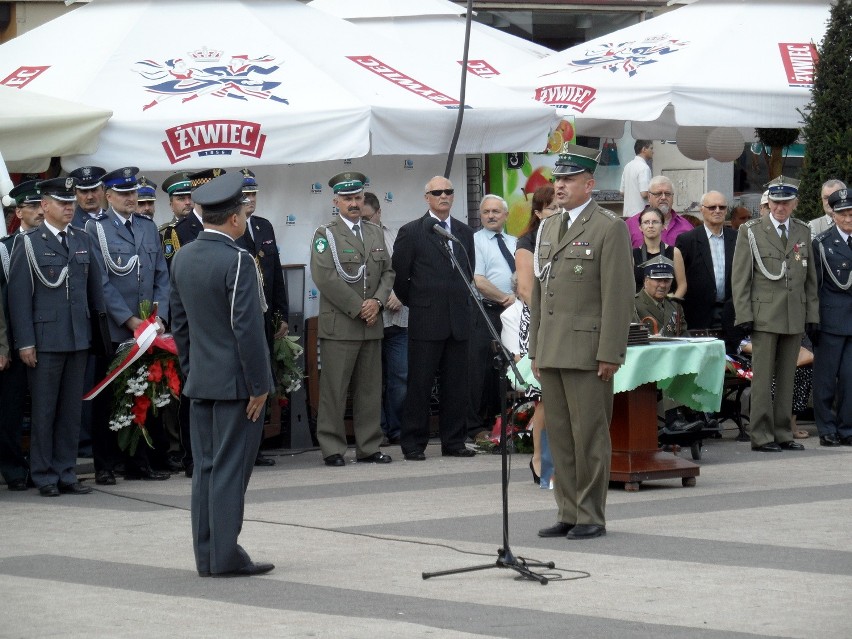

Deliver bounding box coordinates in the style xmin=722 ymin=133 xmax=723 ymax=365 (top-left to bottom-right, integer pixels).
xmin=166 ymin=456 xmax=184 ymax=472
xmin=39 ymin=484 xmax=60 ymax=497
xmin=124 ymin=467 xmax=171 ymax=481
xmin=819 ymin=434 xmax=842 ymax=447
xmin=95 ymin=470 xmax=116 ymax=485
xmin=752 ymin=442 xmax=782 ymax=452
xmin=839 ymin=436 xmax=852 ymax=446
xmin=254 ymin=453 xmax=275 ymax=467
xmin=403 ymin=451 xmax=426 ymax=461
xmin=778 ymin=441 xmax=805 ymax=450
xmin=356 ymin=452 xmax=392 ymax=464
xmin=58 ymin=481 xmax=93 ymax=495
xmin=538 ymin=522 xmax=574 ymax=537
xmin=442 ymin=448 xmax=476 ymax=457
xmin=184 ymin=463 xmax=194 ymax=478
xmin=324 ymin=454 xmax=346 ymax=467
xmin=7 ymin=478 xmax=27 ymax=491
xmin=212 ymin=561 xmax=275 ymax=578
xmin=567 ymin=524 xmax=606 ymax=539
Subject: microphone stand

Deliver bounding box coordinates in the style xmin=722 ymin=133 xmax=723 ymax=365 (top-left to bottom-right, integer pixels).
xmin=422 ymin=235 xmax=554 ymax=585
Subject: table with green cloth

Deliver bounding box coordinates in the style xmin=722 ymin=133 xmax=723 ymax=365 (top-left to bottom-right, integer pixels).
xmin=614 ymin=338 xmax=726 ymax=412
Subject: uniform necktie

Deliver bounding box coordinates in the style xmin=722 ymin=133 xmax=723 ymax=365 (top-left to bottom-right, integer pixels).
xmin=243 ymin=227 xmax=256 ymax=254
xmin=352 ymin=223 xmax=362 ymax=243
xmin=847 ymin=236 xmax=852 ymax=250
xmin=779 ymin=223 xmax=787 ymax=245
xmin=58 ymin=230 xmax=68 ymax=251
xmin=559 ymin=213 xmax=571 ymax=241
xmin=125 ymin=219 xmax=134 ymax=238
xmin=495 ymin=233 xmax=516 ymax=273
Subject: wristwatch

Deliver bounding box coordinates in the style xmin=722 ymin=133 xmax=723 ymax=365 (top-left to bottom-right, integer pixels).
xmin=373 ymin=298 xmax=384 ymax=311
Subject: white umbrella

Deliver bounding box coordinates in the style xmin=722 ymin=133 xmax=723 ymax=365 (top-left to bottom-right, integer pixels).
xmin=309 ymin=0 xmax=553 ymax=77
xmin=0 ymin=0 xmax=556 ymax=171
xmin=497 ymin=0 xmax=829 ymax=138
xmin=0 ymin=86 xmax=112 ymax=162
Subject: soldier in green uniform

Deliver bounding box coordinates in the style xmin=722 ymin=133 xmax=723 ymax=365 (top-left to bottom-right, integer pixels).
xmin=310 ymin=172 xmax=395 ymax=467
xmin=732 ymin=176 xmax=819 ymax=452
xmin=529 ymin=145 xmax=635 ymax=540
xmin=634 ymin=255 xmax=687 ymax=337
xmin=158 ymin=172 xmax=193 ymax=265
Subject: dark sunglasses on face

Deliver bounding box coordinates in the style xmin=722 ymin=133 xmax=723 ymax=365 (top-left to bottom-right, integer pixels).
xmin=427 ymin=189 xmax=454 ymax=196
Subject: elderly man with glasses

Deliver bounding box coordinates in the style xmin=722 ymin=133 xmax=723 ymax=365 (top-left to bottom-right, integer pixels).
xmin=625 ymin=176 xmax=694 ymax=248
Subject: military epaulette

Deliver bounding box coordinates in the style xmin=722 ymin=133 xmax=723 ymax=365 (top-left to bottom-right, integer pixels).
xmin=791 ymin=217 xmax=810 ymax=228
xmin=21 ymin=227 xmax=37 ymax=235
xmin=69 ymin=224 xmax=88 ymax=235
xmin=597 ymin=205 xmax=620 ymax=221
xmin=132 ymin=213 xmax=156 ymax=225
xmin=362 ymin=220 xmax=381 ymax=229
xmin=741 ymin=218 xmax=762 ymax=229
xmin=158 ymin=220 xmax=176 ymax=232
xmin=92 ymin=212 xmax=109 ymax=221
xmin=173 ymin=216 xmax=188 ymax=228
xmin=315 ymin=223 xmax=334 ymax=234
xmin=813 ymin=228 xmax=833 ymax=243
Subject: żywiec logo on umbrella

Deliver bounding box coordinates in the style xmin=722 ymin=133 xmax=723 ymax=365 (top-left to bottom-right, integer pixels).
xmin=532 ymin=35 xmax=689 ymax=114
xmin=133 ymin=47 xmax=288 ymax=164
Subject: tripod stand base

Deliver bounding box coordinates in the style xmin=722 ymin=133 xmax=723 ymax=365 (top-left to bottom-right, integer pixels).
xmin=422 ymin=548 xmax=555 ymax=585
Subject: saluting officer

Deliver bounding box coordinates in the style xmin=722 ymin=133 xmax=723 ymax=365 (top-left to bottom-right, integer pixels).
xmin=732 ymin=176 xmax=819 ymax=452
xmin=8 ymin=177 xmax=105 ymax=496
xmin=310 ymin=171 xmax=395 ymax=467
xmin=158 ymin=172 xmax=193 ymax=264
xmin=812 ymin=189 xmax=852 ymax=447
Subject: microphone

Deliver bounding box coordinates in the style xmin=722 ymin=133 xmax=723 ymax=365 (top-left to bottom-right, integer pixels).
xmin=431 ymin=220 xmax=461 ymax=243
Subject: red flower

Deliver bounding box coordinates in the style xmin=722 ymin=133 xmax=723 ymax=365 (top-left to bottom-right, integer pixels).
xmin=131 ymin=395 xmax=151 ymax=426
xmin=148 ymin=360 xmax=163 ymax=383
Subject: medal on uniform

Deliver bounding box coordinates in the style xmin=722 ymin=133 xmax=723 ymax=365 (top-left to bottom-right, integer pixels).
xmin=794 ymin=243 xmax=801 ymax=261
xmin=258 ymin=250 xmax=265 ymax=258
xmin=574 ymin=264 xmax=583 ymax=274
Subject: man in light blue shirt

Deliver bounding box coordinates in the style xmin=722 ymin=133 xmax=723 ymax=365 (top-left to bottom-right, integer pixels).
xmin=468 ymin=195 xmax=517 ymax=439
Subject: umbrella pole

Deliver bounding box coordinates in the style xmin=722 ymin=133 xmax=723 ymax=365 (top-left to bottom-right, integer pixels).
xmin=443 ymin=0 xmax=474 ymax=178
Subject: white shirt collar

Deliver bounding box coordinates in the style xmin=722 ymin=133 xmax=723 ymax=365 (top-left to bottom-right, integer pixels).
xmin=42 ymin=219 xmax=69 ymax=238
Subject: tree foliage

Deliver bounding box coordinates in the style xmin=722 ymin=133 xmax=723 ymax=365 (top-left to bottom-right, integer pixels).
xmin=798 ymin=0 xmax=852 ymax=221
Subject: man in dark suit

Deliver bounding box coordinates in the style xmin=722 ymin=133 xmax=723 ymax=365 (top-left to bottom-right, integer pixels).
xmin=236 ymin=169 xmax=288 ymax=467
xmin=529 ymin=145 xmax=634 ymax=540
xmin=8 ymin=177 xmax=105 ymax=497
xmin=392 ymin=175 xmax=476 ymax=460
xmin=170 ymin=171 xmax=275 ymax=578
xmin=812 ymin=189 xmax=852 ymax=447
xmin=675 ymin=191 xmax=741 ymax=353
xmin=732 ymin=176 xmax=819 ymax=452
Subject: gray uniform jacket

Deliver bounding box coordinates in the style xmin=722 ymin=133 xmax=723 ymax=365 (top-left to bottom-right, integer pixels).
xmin=170 ymin=231 xmax=273 ymax=400
xmin=8 ymin=224 xmax=104 ymax=352
xmin=86 ymin=208 xmax=170 ymax=343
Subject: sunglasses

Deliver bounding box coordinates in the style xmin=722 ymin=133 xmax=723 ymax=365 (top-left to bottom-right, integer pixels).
xmin=702 ymin=205 xmax=727 ymax=211
xmin=427 ymin=189 xmax=455 ymax=196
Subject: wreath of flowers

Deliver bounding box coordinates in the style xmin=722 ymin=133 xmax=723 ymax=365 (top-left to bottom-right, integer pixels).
xmin=271 ymin=313 xmax=305 ymax=398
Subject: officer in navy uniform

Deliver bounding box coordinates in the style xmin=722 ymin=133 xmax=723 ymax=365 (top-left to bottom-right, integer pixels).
xmin=86 ymin=167 xmax=171 ymax=483
xmin=235 ymin=169 xmax=288 ymax=467
xmin=812 ymin=189 xmax=852 ymax=447
xmin=135 ymin=176 xmax=158 ymax=220
xmin=158 ymin=172 xmax=193 ymax=265
xmin=170 ymin=171 xmax=275 ymax=577
xmin=174 ymin=169 xmax=225 ymax=248
xmin=0 ymin=181 xmax=43 ymax=491
xmin=8 ymin=177 xmax=105 ymax=496
xmin=68 ymin=166 xmax=107 ymax=229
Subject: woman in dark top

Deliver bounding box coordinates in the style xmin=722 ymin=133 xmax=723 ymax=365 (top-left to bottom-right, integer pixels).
xmin=632 ymin=207 xmax=687 ymax=297
xmin=514 ymin=185 xmax=557 ymax=484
